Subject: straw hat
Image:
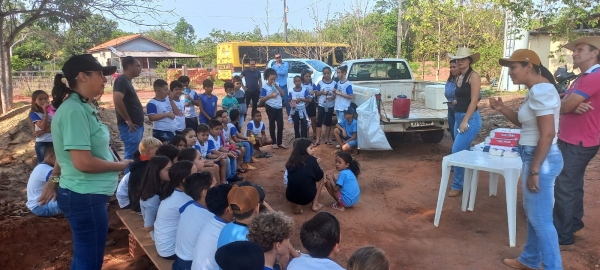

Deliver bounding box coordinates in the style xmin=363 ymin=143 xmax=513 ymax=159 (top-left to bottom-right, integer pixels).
xmin=499 ymin=49 xmax=541 ymax=67
xmin=563 ymin=36 xmax=600 ymax=51
xmin=448 ymin=47 xmax=480 ymax=64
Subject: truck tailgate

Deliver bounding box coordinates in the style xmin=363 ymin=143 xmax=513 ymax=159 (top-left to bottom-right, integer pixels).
xmin=380 ymin=100 xmax=448 ymax=123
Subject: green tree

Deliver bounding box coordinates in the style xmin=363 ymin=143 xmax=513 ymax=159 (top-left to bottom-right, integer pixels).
xmin=63 ymin=14 xmax=119 ymax=56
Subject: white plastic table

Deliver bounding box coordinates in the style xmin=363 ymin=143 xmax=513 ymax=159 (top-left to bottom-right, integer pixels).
xmin=433 ymin=150 xmax=523 ymax=247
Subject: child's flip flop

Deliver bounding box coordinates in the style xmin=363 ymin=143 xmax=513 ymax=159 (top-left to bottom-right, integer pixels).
xmin=331 ymin=203 xmax=345 ymax=211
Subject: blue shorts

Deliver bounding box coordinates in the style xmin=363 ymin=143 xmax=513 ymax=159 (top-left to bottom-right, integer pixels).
xmin=152 ymin=130 xmax=175 ymax=143
xmin=345 ymin=138 xmax=357 ymax=148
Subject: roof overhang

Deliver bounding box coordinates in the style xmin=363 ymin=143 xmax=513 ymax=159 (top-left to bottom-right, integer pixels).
xmin=114 ymin=51 xmax=198 ymax=58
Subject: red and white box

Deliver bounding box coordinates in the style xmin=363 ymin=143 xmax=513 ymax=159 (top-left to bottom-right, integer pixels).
xmin=491 ymin=128 xmax=521 ymax=140
xmin=490 ymin=138 xmax=519 ymax=147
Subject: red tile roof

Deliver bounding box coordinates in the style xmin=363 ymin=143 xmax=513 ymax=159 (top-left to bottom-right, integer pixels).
xmin=86 ymin=34 xmax=174 ymax=53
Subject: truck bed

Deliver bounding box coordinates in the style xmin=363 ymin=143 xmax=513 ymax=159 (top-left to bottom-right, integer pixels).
xmin=380 ymin=100 xmax=448 ymax=123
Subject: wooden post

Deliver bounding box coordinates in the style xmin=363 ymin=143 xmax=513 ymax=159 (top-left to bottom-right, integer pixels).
xmin=183 ymin=64 xmax=188 ymax=76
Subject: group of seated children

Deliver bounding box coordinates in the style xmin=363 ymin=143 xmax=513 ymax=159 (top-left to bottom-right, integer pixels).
xmin=284 ymin=138 xmax=361 ymax=214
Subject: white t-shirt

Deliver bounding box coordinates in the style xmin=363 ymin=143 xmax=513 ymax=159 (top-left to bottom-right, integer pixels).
xmin=175 ymin=201 xmax=213 ymax=261
xmin=140 ymin=194 xmax=160 ymax=240
xmin=517 ymin=83 xmax=560 ymax=146
xmin=194 ymin=141 xmax=209 ymax=158
xmin=246 ymin=121 xmax=265 ymax=136
xmin=173 ymin=98 xmax=186 ymax=131
xmin=30 ymin=112 xmax=53 ymax=142
xmin=315 ymin=80 xmax=337 ymax=108
xmin=261 ymin=83 xmax=283 ymax=109
xmin=334 ymin=80 xmax=354 ymax=111
xmin=207 ymin=134 xmax=222 ymax=153
xmin=153 ymin=189 xmax=193 ymax=257
xmin=182 ymin=90 xmax=198 ymax=118
xmin=287 ymin=254 xmax=345 ymax=270
xmin=147 ymin=98 xmax=178 ymax=132
xmin=288 ymin=88 xmax=310 ymax=111
xmin=191 ymin=216 xmax=228 ymax=270
xmin=116 ymin=173 xmax=130 ymax=208
xmin=26 ymin=163 xmax=53 ymax=210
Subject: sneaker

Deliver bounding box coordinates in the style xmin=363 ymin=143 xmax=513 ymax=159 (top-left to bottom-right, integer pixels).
xmin=228 ymin=175 xmax=244 ymax=183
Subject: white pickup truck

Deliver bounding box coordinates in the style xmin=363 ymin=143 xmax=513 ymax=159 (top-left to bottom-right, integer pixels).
xmin=342 ymin=58 xmax=449 ymax=143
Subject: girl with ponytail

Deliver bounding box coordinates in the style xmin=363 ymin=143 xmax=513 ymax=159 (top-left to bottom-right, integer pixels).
xmin=324 ymin=151 xmax=361 ymax=211
xmin=39 ymin=54 xmax=132 ymax=270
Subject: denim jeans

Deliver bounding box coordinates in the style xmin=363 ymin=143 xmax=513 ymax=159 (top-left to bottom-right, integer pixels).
xmin=118 ymin=124 xmax=144 ymax=174
xmin=553 ymin=140 xmax=599 ymax=245
xmin=226 ymin=157 xmax=237 ymax=180
xmin=280 ymin=85 xmax=290 ymax=116
xmin=30 ymin=200 xmax=62 ymax=217
xmin=447 ymin=106 xmax=455 ymax=141
xmin=34 ymin=141 xmax=53 ymax=164
xmin=451 ymin=110 xmax=482 ymax=190
xmin=242 ymin=141 xmax=253 ymax=163
xmin=172 ymin=256 xmax=192 ymax=270
xmin=152 ymin=130 xmax=176 ymax=143
xmin=518 ymin=144 xmax=563 ymax=269
xmin=57 ymin=187 xmax=110 ymax=270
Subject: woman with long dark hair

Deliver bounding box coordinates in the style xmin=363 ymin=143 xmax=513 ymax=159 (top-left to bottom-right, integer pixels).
xmin=490 ymin=49 xmax=563 ymax=269
xmin=41 ymin=54 xmax=131 ymax=269
xmin=444 ymin=59 xmax=459 ymax=140
xmin=447 ymin=48 xmax=483 ymax=197
xmin=285 ymin=138 xmax=324 ymax=214
xmin=139 ymin=156 xmax=172 ymax=239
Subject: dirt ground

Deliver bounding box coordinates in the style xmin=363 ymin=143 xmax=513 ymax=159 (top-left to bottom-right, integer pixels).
xmin=2 ymin=90 xmax=600 ymax=269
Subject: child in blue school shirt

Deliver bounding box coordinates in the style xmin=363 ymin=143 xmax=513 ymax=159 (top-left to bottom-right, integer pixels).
xmin=324 ymin=152 xmax=361 ymax=212
xmin=333 ymin=107 xmax=357 ymax=154
xmin=147 ymin=79 xmax=181 ymax=143
xmin=199 ymin=79 xmax=219 ymax=124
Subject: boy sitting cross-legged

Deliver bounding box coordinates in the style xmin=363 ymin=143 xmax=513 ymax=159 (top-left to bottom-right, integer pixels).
xmin=287 ymin=212 xmax=345 ymax=270
xmin=26 ymin=144 xmax=62 ymax=217
xmin=333 ymin=107 xmax=358 ymax=155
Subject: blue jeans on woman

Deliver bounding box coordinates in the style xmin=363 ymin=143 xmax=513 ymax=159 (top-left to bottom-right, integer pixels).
xmin=447 ymin=106 xmax=456 ymax=141
xmin=242 ymin=141 xmax=253 ymax=163
xmin=451 ymin=110 xmax=482 ymax=191
xmin=518 ymin=144 xmax=563 ymax=269
xmin=57 ymin=187 xmax=110 ymax=270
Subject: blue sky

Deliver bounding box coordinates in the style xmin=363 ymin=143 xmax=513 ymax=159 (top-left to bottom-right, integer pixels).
xmin=118 ymin=0 xmax=374 ymax=38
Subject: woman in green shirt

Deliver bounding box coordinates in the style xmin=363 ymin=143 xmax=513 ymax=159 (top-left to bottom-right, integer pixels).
xmin=41 ymin=54 xmax=132 ymax=270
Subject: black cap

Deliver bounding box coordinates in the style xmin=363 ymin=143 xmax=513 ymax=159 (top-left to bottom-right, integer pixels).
xmin=235 ymin=181 xmax=266 ymax=203
xmin=62 ymin=54 xmax=117 ymax=80
xmin=215 ymin=241 xmax=265 ymax=270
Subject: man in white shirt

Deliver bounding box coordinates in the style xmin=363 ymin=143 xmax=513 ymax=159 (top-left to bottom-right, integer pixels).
xmin=191 ymin=184 xmax=234 ymax=270
xmin=26 ymin=145 xmax=62 ymax=217
xmin=173 ymin=172 xmax=217 ymax=270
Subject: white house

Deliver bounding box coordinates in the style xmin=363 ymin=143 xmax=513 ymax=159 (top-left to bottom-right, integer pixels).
xmin=86 ymin=34 xmax=197 ymax=69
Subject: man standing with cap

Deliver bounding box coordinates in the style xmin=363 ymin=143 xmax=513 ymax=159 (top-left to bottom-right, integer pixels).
xmin=113 ymin=56 xmax=144 ymax=174
xmin=554 ymin=36 xmax=600 ymax=250
xmin=217 ymin=185 xmax=261 ymax=248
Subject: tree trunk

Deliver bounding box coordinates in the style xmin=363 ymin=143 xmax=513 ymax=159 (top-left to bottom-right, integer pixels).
xmin=0 ymin=44 xmax=13 ymax=114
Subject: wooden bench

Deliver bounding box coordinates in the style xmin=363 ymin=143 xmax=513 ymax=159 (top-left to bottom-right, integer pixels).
xmin=116 ymin=209 xmax=173 ymax=270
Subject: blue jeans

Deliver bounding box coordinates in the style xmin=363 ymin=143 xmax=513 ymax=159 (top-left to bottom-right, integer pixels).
xmin=118 ymin=124 xmax=144 ymax=174
xmin=281 ymin=85 xmax=290 ymax=116
xmin=242 ymin=141 xmax=253 ymax=163
xmin=226 ymin=157 xmax=236 ymax=180
xmin=447 ymin=106 xmax=456 ymax=141
xmin=172 ymin=256 xmax=192 ymax=270
xmin=35 ymin=141 xmax=53 ymax=164
xmin=30 ymin=200 xmax=62 ymax=217
xmin=152 ymin=130 xmax=176 ymax=143
xmin=518 ymin=145 xmax=563 ymax=269
xmin=57 ymin=187 xmax=110 ymax=270
xmin=451 ymin=110 xmax=482 ymax=190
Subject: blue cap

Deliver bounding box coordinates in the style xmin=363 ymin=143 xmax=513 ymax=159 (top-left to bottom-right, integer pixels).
xmin=343 ymin=107 xmax=355 ymax=115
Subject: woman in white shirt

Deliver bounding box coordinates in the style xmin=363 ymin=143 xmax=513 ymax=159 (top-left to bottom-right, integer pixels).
xmin=489 ymin=49 xmax=563 ymax=269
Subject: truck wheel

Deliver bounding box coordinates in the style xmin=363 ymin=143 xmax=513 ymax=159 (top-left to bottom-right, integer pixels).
xmin=420 ymin=130 xmax=445 ymax=143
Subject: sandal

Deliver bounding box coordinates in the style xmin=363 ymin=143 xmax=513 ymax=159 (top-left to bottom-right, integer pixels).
xmin=278 ymin=144 xmax=288 ymax=149
xmin=272 ymin=145 xmax=279 ymax=149
xmin=311 ymin=203 xmax=324 ymax=212
xmin=264 ymin=152 xmax=273 ymax=158
xmin=256 ymin=153 xmax=268 ymax=158
xmin=331 ymin=202 xmax=345 ymax=211
xmin=237 ymin=168 xmax=248 ymax=173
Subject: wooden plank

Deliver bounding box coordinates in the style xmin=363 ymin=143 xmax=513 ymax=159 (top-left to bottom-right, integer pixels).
xmin=116 ymin=209 xmax=173 ymax=270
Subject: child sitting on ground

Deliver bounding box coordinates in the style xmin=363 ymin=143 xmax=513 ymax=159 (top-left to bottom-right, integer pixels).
xmin=285 ymin=138 xmax=324 ymax=214
xmin=216 ymin=110 xmax=246 ymax=174
xmin=195 ymin=123 xmax=228 ymax=184
xmin=246 ymin=110 xmax=272 ymax=158
xmin=333 ymin=107 xmax=358 ymax=154
xmin=138 ymin=156 xmax=172 ymax=239
xmin=325 ymin=152 xmax=361 ymax=211
xmin=229 ymin=109 xmax=257 ymax=170
xmin=153 ymin=161 xmax=197 ymax=260
xmin=173 ymin=172 xmax=217 ymax=270
xmin=208 ymin=119 xmax=243 ymax=183
xmin=347 ymin=246 xmax=390 ymax=270
xmin=221 ymin=81 xmax=239 ymax=113
xmin=217 ymin=185 xmax=261 ymax=248
xmin=190 ymin=184 xmax=233 ymax=270
xmin=247 ymin=212 xmax=301 ymax=270
xmin=147 ymin=79 xmax=181 ymax=143
xmin=170 ymin=80 xmax=186 ymax=134
xmin=287 ymin=212 xmax=344 ymax=270
xmin=232 ymin=76 xmax=247 ymax=131
xmin=177 ymin=148 xmax=221 ymax=185
xmin=26 ymin=145 xmax=62 ymax=217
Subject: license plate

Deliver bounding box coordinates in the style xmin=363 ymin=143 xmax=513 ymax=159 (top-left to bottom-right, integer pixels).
xmin=410 ymin=121 xmax=434 ymax=127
